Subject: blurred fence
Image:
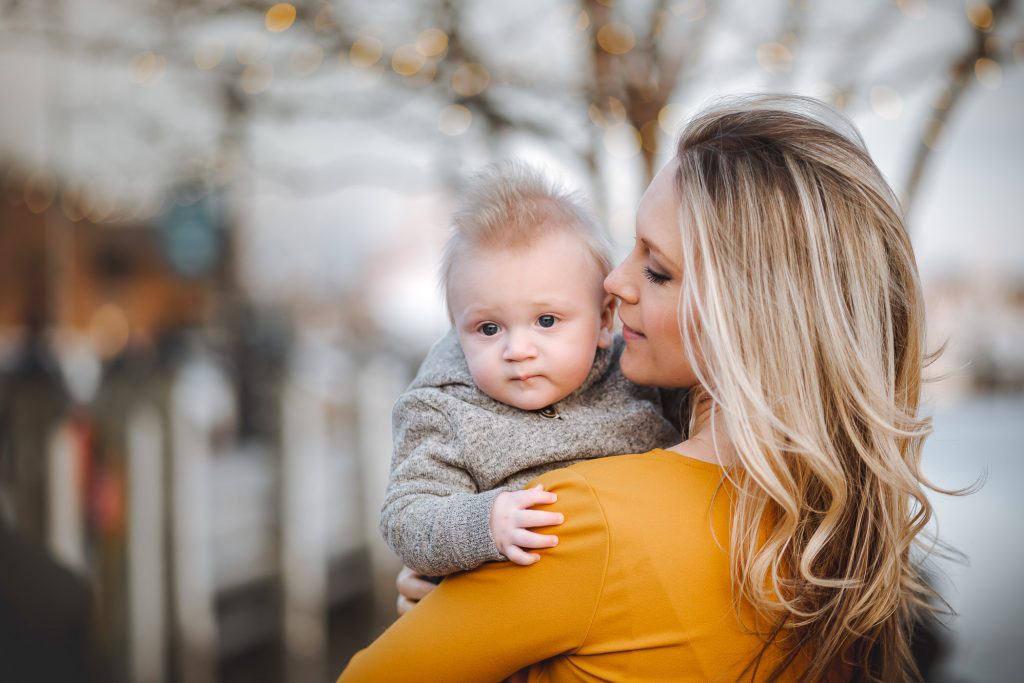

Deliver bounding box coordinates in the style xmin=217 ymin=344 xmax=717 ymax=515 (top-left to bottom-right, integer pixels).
xmin=0 ymin=321 xmax=414 ymax=683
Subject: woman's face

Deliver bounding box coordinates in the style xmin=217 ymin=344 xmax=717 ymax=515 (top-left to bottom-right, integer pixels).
xmin=604 ymin=160 xmax=699 ymax=388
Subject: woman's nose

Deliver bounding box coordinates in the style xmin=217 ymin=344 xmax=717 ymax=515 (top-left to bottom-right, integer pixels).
xmin=502 ymin=329 xmax=537 ymax=361
xmin=604 ymin=263 xmax=637 ymax=304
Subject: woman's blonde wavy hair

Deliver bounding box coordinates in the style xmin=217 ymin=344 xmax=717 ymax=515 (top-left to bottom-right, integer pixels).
xmin=673 ymin=95 xmax=948 ymax=681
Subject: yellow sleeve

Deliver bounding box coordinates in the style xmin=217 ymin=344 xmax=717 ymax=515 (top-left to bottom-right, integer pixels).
xmin=338 ymin=468 xmax=609 ymax=682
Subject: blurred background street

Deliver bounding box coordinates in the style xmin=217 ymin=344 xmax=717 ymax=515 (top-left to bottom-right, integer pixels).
xmin=0 ymin=1 xmax=1021 ymax=681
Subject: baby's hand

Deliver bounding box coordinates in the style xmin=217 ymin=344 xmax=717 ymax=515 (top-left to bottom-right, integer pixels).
xmin=489 ymin=484 xmax=564 ymax=566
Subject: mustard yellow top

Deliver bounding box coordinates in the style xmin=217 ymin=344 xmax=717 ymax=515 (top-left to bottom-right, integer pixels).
xmin=339 ymin=449 xmax=799 ymax=682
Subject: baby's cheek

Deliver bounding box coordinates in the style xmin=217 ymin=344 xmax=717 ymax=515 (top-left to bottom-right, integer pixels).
xmin=465 ymin=353 xmax=498 ymax=393
xmin=559 ymin=349 xmax=597 ymax=390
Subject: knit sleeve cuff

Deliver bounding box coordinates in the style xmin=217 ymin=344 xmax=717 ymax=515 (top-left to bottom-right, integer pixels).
xmin=451 ymin=488 xmax=507 ymax=570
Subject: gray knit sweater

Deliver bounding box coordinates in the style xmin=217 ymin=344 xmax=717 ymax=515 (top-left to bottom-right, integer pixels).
xmin=380 ymin=329 xmax=683 ymax=576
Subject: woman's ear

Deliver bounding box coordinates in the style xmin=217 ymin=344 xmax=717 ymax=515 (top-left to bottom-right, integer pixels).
xmin=597 ymin=294 xmax=616 ymax=349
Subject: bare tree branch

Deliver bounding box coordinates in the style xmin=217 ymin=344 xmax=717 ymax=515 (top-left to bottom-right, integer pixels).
xmin=903 ymin=0 xmax=1016 ymax=221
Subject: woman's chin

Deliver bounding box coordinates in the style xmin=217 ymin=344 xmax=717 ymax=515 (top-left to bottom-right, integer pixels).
xmin=618 ymin=350 xmax=648 ymax=385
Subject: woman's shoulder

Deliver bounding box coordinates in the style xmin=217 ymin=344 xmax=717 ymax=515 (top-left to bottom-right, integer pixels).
xmin=529 ymin=449 xmax=728 ymax=512
xmin=538 ymin=448 xmax=723 ymax=481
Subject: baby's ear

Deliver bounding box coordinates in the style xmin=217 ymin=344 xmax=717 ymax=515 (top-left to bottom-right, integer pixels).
xmin=597 ymin=294 xmax=616 ymax=349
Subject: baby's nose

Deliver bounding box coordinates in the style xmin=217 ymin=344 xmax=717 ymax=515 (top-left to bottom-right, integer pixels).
xmin=502 ymin=330 xmax=537 ymax=360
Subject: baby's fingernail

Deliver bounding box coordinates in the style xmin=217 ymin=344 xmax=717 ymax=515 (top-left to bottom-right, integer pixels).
xmin=557 ymin=515 xmax=565 ymax=523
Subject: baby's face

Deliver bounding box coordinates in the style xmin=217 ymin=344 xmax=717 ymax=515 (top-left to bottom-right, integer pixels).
xmin=448 ymin=230 xmax=614 ymax=411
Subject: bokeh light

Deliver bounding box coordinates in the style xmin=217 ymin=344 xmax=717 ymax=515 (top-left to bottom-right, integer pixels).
xmin=966 ymin=2 xmax=994 ymax=31
xmin=596 ymin=22 xmax=636 ymax=55
xmin=605 ymin=95 xmax=626 ymax=121
xmin=658 ymin=103 xmax=686 ymax=135
xmin=438 ymin=104 xmax=472 ymax=135
xmin=975 ymin=57 xmax=1003 ymax=89
xmin=451 ymin=63 xmax=490 ymax=97
xmin=194 ymin=41 xmax=224 ymax=70
xmin=896 ymin=0 xmax=928 ymax=20
xmin=88 ymin=303 xmax=132 ymax=360
xmin=132 ymin=52 xmax=166 ymax=85
xmin=391 ymin=45 xmax=425 ymax=76
xmin=603 ymin=122 xmax=641 ymax=157
xmin=350 ymin=37 xmax=383 ymax=68
xmin=416 ymin=28 xmax=448 ymax=57
xmin=265 ymin=3 xmax=297 ymax=33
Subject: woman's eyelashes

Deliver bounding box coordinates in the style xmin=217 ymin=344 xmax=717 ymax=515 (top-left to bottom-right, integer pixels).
xmin=642 ymin=265 xmax=671 ymax=285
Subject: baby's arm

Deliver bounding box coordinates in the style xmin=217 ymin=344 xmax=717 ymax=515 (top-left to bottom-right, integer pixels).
xmin=381 ymin=394 xmax=510 ymax=576
xmin=395 ymin=485 xmax=563 ymax=612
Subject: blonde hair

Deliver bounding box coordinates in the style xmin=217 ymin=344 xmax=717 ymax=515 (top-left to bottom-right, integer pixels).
xmin=674 ymin=95 xmax=947 ymax=681
xmin=440 ymin=160 xmax=612 ymax=320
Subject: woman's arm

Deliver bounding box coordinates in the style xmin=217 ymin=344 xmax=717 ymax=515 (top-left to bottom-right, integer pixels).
xmin=339 ymin=468 xmax=609 ymax=682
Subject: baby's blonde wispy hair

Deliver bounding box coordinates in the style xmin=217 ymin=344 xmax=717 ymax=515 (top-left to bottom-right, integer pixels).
xmin=440 ymin=160 xmax=612 ymax=321
xmin=673 ymin=95 xmax=958 ymax=682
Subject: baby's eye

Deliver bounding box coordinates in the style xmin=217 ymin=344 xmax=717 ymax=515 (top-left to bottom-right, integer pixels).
xmin=479 ymin=322 xmax=500 ymax=336
xmin=537 ymin=315 xmax=556 ymax=328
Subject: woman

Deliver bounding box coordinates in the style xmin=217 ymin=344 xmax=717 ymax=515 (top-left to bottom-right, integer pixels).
xmin=339 ymin=95 xmax=942 ymax=682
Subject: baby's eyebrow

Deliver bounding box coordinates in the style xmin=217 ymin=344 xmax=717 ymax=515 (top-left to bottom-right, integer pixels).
xmin=530 ymin=298 xmax=586 ymax=311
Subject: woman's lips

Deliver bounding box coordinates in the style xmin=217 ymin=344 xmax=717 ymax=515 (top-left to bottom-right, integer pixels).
xmin=621 ymin=323 xmax=645 ymax=341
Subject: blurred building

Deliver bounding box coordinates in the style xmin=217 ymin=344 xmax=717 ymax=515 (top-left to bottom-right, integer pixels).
xmin=0 ymin=163 xmax=404 ymax=683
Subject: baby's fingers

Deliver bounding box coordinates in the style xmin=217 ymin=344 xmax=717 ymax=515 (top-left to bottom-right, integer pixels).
xmin=505 ymin=545 xmax=541 ymax=566
xmin=513 ymin=529 xmax=559 ymax=550
xmin=516 ymin=509 xmax=564 ymax=529
xmin=511 ymin=485 xmax=557 ymax=508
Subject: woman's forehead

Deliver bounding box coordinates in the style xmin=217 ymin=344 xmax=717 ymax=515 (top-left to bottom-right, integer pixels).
xmin=636 ymin=160 xmax=682 ymax=255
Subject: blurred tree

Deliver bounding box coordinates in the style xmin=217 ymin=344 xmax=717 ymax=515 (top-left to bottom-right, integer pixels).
xmin=0 ymin=0 xmax=1020 ymax=232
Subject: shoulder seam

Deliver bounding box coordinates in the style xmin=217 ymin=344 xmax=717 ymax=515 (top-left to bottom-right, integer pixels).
xmin=567 ymin=468 xmax=611 ymax=654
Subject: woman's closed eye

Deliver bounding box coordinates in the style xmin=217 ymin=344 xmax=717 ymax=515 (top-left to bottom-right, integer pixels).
xmin=643 ymin=265 xmax=671 ymax=285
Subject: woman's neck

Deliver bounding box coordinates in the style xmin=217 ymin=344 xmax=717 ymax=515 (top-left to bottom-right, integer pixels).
xmin=668 ymin=395 xmax=738 ymax=467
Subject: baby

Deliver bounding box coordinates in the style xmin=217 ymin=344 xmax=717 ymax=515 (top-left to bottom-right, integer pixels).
xmin=380 ymin=161 xmax=682 ymax=577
